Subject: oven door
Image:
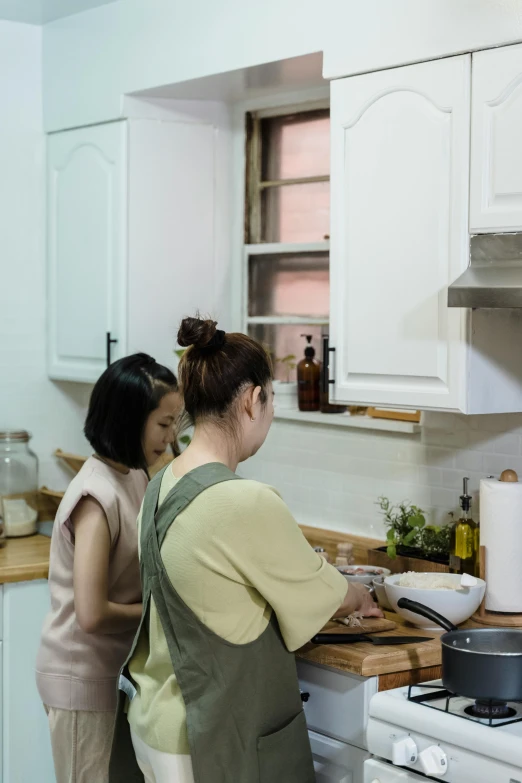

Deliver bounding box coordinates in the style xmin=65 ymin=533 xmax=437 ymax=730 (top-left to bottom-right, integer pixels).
xmin=364 ymin=758 xmax=427 ymax=782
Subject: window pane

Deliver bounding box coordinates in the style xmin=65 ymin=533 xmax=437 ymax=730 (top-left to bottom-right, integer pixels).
xmin=248 ymin=323 xmax=324 ymax=383
xmin=248 ymin=252 xmax=329 ymax=318
xmin=262 ymin=181 xmax=330 ymax=243
xmin=261 ymin=112 xmax=330 ymax=180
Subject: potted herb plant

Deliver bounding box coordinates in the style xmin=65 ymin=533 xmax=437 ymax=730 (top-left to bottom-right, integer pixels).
xmin=270 ymin=353 xmax=298 ymax=410
xmin=367 ymin=497 xmax=451 ymax=574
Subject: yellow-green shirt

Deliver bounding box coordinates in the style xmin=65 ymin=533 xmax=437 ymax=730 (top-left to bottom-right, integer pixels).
xmin=127 ymin=466 xmax=347 ymax=754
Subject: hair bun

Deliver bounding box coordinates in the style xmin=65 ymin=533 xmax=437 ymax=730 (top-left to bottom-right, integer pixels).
xmin=177 ymin=317 xmax=218 ymax=349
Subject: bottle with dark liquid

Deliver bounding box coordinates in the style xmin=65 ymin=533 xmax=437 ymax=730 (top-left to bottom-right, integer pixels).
xmin=297 ymin=335 xmax=320 ymax=411
xmin=449 ymin=477 xmax=478 ymax=576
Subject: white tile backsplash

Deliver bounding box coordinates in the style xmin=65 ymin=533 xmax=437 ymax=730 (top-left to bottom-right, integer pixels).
xmin=239 ymin=413 xmax=522 ymax=540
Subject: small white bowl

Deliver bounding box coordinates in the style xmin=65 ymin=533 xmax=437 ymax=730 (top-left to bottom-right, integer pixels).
xmin=335 ymin=565 xmax=391 ymax=586
xmin=372 ymin=576 xmax=392 ymax=610
xmin=384 ymin=573 xmax=486 ymax=630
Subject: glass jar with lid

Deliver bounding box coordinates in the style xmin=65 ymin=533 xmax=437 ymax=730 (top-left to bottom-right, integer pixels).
xmin=0 ymin=431 xmax=39 ymax=539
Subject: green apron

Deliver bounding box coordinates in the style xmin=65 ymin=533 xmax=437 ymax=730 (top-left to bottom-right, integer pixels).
xmin=109 ymin=462 xmax=315 ymax=783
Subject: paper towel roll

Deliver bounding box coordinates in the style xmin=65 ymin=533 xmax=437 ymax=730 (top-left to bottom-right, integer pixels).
xmin=480 ymin=478 xmax=522 ymax=612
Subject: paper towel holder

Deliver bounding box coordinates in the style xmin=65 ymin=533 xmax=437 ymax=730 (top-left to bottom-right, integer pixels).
xmin=473 ymin=469 xmax=522 ymax=626
xmin=473 ymin=544 xmax=522 ymax=627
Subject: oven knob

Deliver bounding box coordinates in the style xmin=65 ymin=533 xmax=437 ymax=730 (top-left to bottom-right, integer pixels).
xmin=391 ymin=736 xmax=418 ymax=765
xmin=419 ymin=745 xmax=448 ymax=776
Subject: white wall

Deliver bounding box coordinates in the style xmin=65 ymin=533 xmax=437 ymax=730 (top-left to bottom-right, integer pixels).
xmin=43 ymin=0 xmax=522 ymax=132
xmin=0 ymin=21 xmax=91 ymax=497
xmin=240 ymin=412 xmax=522 ymax=540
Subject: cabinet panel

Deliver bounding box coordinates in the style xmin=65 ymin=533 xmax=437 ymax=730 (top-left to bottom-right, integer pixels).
xmin=330 ymin=56 xmax=470 ymax=411
xmin=471 ymin=43 xmax=522 ymax=232
xmin=127 ymin=119 xmax=220 ymax=370
xmin=310 ymin=731 xmax=369 ymax=783
xmin=297 ymin=660 xmax=377 ymax=748
xmin=47 ymin=121 xmax=127 ymax=382
xmin=3 ymin=581 xmax=54 ymax=782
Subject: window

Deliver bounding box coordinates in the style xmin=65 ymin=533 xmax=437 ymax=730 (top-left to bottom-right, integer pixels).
xmin=244 ymin=105 xmax=330 ymax=381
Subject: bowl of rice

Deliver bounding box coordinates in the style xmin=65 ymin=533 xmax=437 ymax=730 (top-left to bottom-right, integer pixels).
xmin=384 ymin=572 xmax=486 ymax=629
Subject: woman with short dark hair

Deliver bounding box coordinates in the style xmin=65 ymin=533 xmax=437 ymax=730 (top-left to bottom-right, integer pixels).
xmin=36 ymin=353 xmax=180 ymax=783
xmin=110 ymin=318 xmax=381 ymax=783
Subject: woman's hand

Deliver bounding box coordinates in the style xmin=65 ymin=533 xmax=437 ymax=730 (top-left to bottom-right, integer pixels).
xmin=332 ymin=583 xmax=384 ymax=619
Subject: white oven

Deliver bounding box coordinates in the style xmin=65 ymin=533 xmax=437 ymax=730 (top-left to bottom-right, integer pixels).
xmin=364 ymin=758 xmax=428 ymax=782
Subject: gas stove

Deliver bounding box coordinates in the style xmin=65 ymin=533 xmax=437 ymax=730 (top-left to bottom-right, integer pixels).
xmin=407 ymin=682 xmax=522 ymax=727
xmin=366 ymin=680 xmax=522 ymax=782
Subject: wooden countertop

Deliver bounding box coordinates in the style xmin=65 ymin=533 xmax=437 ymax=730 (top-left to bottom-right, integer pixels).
xmin=297 ymin=612 xmax=442 ymax=679
xmin=0 ymin=535 xmax=50 ymax=584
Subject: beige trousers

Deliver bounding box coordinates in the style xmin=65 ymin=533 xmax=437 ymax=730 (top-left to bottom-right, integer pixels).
xmin=46 ymin=707 xmax=115 ymax=783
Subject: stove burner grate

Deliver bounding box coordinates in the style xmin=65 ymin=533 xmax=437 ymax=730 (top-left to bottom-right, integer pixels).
xmin=407 ymin=683 xmax=522 ymax=727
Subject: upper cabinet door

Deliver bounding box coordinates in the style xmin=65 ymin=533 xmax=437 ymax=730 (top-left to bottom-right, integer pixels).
xmin=471 ymin=43 xmax=522 ymax=232
xmin=47 ymin=122 xmax=127 ymax=382
xmin=330 ymin=56 xmax=470 ymax=411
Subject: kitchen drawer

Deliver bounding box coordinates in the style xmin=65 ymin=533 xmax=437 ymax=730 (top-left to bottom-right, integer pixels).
xmin=310 ymin=730 xmax=369 ymax=783
xmin=297 ymin=660 xmax=377 ymax=748
xmin=364 ymin=758 xmax=425 ymax=782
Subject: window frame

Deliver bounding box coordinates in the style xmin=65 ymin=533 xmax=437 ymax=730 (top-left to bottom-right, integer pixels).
xmin=245 ymin=103 xmax=331 ymax=245
xmin=238 ymin=96 xmax=331 ymax=355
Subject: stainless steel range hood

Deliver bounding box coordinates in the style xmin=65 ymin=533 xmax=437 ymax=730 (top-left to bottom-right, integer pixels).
xmin=448 ymin=233 xmax=522 ymax=308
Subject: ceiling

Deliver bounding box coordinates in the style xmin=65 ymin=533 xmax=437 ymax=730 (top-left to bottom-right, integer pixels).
xmin=0 ymin=0 xmax=119 ymax=24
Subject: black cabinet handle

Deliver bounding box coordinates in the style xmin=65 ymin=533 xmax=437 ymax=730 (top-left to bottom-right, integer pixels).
xmin=300 ymin=691 xmax=310 ymax=703
xmin=106 ymin=332 xmax=118 ymax=367
xmin=321 ymin=335 xmax=336 ymax=394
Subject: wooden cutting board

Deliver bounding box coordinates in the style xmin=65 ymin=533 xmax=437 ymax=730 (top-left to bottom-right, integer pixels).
xmin=298 ymin=612 xmax=442 ymax=677
xmin=329 ymin=617 xmax=397 ymax=634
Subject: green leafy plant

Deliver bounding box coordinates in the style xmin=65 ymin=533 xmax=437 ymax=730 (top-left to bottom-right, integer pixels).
xmin=420 ymin=523 xmax=452 ymax=559
xmin=377 ymin=496 xmax=451 ymax=560
xmin=378 ymin=497 xmax=426 ymax=558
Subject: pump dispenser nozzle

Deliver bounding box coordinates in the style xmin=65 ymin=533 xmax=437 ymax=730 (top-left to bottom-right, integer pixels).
xmin=460 ymin=477 xmax=472 ymax=512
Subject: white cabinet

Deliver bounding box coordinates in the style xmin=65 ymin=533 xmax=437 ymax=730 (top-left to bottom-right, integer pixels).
xmin=330 ymin=56 xmax=471 ymax=412
xmin=126 ymin=119 xmax=219 ymax=371
xmin=2 ymin=580 xmax=54 ymax=782
xmin=310 ymin=731 xmax=369 ymax=783
xmin=297 ymin=659 xmax=377 ymax=748
xmin=48 ymin=107 xmax=229 ymax=382
xmin=47 ymin=122 xmax=127 ymax=381
xmin=471 ymin=43 xmax=522 ymax=232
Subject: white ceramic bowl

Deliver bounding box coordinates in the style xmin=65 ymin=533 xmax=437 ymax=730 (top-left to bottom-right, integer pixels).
xmin=384 ymin=573 xmax=486 ymax=630
xmin=335 ymin=565 xmax=391 ymax=586
xmin=372 ymin=576 xmax=392 ymax=610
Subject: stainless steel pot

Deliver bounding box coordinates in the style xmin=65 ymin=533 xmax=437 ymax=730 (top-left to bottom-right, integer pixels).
xmin=398 ymin=597 xmax=522 ymax=702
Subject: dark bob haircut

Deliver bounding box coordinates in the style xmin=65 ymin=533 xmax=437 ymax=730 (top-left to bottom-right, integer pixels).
xmin=84 ymin=353 xmax=177 ymax=472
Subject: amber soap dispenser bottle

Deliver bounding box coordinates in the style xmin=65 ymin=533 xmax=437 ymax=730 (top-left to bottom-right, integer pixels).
xmin=297 ymin=335 xmax=320 ymax=411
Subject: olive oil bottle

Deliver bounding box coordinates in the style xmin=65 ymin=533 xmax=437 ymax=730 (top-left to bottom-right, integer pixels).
xmin=449 ymin=477 xmax=478 ymax=576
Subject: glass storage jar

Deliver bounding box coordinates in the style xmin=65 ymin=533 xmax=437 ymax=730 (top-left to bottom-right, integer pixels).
xmin=0 ymin=430 xmax=39 ymax=539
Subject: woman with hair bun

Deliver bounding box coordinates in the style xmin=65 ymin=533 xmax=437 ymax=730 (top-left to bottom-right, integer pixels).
xmin=110 ymin=318 xmax=381 ymax=783
xmin=36 ymin=353 xmax=180 ymax=783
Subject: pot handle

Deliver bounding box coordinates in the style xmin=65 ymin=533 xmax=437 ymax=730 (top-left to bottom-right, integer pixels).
xmin=397 ymin=597 xmax=458 ymax=633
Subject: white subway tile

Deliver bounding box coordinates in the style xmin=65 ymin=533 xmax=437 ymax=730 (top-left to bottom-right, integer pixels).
xmin=482 ymin=454 xmax=522 ymax=476
xmin=454 ymin=449 xmax=484 ymax=471
xmin=418 ymin=466 xmax=444 ymax=486
xmin=468 ymin=431 xmax=520 ymax=455
xmin=422 ymin=428 xmax=469 ymax=448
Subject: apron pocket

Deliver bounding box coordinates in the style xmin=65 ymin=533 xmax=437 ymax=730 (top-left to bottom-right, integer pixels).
xmin=257 ymin=710 xmax=314 ymax=782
